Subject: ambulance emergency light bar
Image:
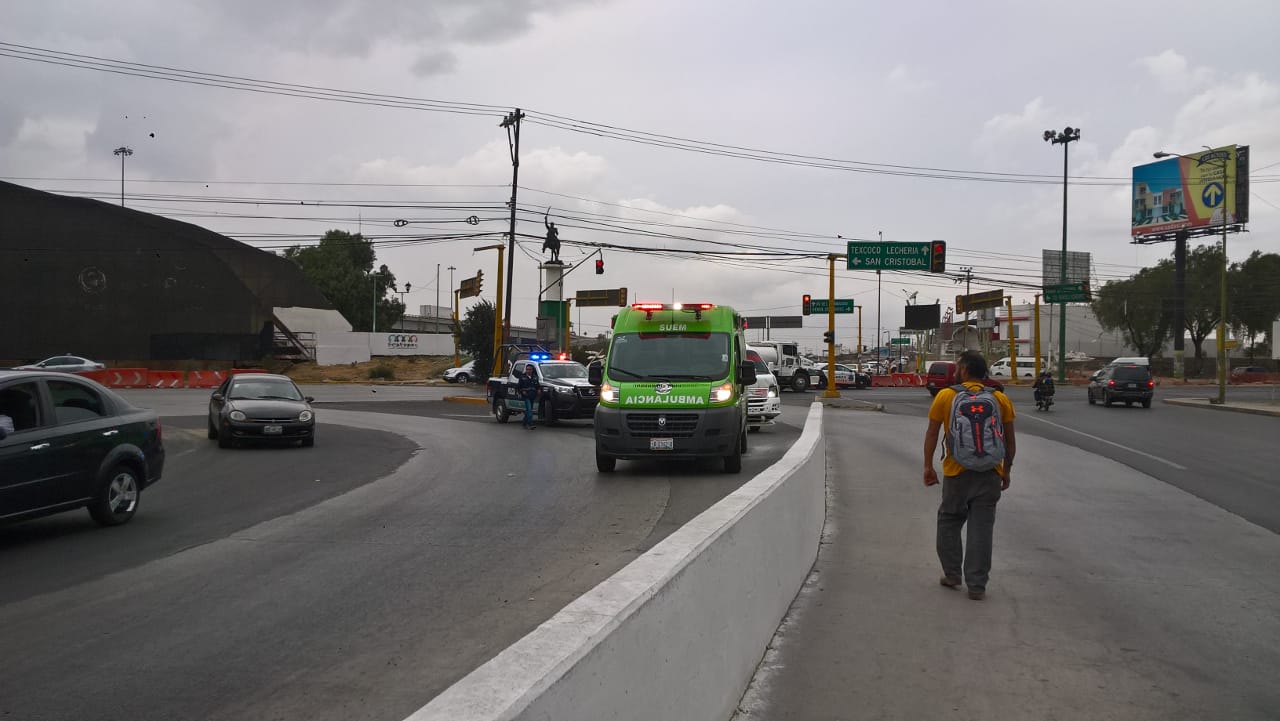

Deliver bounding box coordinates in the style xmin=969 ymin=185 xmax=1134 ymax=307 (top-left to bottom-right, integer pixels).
xmin=630 ymin=302 xmax=715 ymax=319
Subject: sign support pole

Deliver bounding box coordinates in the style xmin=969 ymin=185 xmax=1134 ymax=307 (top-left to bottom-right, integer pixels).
xmin=1034 ymin=294 xmax=1042 ymax=378
xmin=824 ymin=255 xmax=839 ymax=398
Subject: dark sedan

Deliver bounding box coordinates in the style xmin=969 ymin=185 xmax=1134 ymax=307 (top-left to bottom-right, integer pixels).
xmin=1088 ymin=364 xmax=1154 ymax=408
xmin=0 ymin=370 xmax=164 ymax=526
xmin=208 ymin=374 xmax=316 ymax=448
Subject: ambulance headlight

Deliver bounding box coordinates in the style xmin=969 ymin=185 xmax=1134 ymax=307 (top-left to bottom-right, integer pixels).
xmin=600 ymin=383 xmax=617 ymax=402
xmin=710 ymin=383 xmax=733 ymax=403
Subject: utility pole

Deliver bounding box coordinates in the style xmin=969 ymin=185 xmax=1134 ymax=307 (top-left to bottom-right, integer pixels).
xmin=959 ymin=266 xmax=973 ymax=350
xmin=447 ymin=265 xmax=456 ymax=320
xmin=876 ymin=230 xmax=883 ymax=372
xmin=500 ymin=109 xmax=525 ymax=348
xmin=1033 ymin=294 xmax=1042 ymax=378
xmin=112 ymin=146 xmax=133 ymax=206
xmin=1044 ymin=126 xmax=1081 ymax=383
xmin=436 ymin=264 xmax=441 ymax=334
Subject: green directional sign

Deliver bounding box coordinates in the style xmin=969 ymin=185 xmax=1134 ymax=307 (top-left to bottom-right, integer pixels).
xmin=808 ymin=298 xmax=856 ymax=314
xmin=847 ymin=241 xmax=932 ymax=270
xmin=890 ymin=337 xmax=912 ymax=345
xmin=1044 ymin=282 xmax=1090 ymax=303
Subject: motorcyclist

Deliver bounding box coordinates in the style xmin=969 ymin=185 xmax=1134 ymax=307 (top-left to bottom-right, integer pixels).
xmin=1033 ymin=370 xmax=1055 ymax=407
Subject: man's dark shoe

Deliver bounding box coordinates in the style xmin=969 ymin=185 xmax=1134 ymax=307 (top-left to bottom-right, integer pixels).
xmin=967 ymin=589 xmax=985 ymax=600
xmin=940 ymin=576 xmax=961 ymax=589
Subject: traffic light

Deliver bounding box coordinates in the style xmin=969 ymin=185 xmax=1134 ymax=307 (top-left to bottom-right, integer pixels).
xmin=929 ymin=241 xmax=947 ymax=273
xmin=595 ymin=258 xmax=604 ymax=275
xmin=475 ymin=270 xmax=483 ymax=294
xmin=802 ymin=294 xmax=812 ymax=315
xmin=823 ymin=330 xmax=835 ymax=345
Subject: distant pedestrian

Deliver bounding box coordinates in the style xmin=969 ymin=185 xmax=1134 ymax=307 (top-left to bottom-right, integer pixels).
xmin=922 ymin=350 xmax=1016 ymax=600
xmin=516 ymin=364 xmax=540 ymax=429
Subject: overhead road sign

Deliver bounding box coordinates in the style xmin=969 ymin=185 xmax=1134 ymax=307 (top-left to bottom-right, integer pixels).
xmin=809 ymin=298 xmax=856 ymax=314
xmin=575 ymin=287 xmax=628 ymax=307
xmin=846 ymin=241 xmax=932 ymax=270
xmin=955 ymin=289 xmax=1005 ymax=314
xmin=1043 ymin=282 xmax=1090 ymax=303
xmin=890 ymin=337 xmax=911 ymax=345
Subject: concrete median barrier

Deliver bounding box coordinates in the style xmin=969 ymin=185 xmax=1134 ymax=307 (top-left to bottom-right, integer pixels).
xmin=407 ymin=402 xmax=827 ymax=721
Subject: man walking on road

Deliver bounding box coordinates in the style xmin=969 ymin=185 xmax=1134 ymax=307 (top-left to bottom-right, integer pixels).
xmin=923 ymin=350 xmax=1016 ymax=600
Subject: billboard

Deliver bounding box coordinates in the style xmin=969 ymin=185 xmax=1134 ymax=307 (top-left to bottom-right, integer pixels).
xmin=1042 ymin=250 xmax=1091 ymax=288
xmin=1131 ymin=144 xmax=1249 ymax=237
xmin=903 ymin=304 xmax=941 ymax=330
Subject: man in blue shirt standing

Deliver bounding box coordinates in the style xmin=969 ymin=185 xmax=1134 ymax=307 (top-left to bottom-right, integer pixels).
xmin=516 ymin=364 xmax=541 ymax=430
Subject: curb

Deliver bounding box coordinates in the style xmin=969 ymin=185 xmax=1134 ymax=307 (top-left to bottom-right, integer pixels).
xmin=817 ymin=397 xmax=884 ymax=412
xmin=444 ymin=396 xmax=488 ymax=406
xmin=1162 ymin=398 xmax=1280 ymax=417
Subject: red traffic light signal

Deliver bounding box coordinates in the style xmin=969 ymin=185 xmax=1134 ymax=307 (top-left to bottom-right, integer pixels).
xmin=802 ymin=294 xmax=812 ymax=315
xmin=929 ymin=241 xmax=947 ymax=273
xmin=595 ymin=259 xmax=604 ymax=275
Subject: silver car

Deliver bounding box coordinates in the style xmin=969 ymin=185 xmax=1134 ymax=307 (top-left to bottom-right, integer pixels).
xmin=15 ymin=355 xmax=105 ymax=373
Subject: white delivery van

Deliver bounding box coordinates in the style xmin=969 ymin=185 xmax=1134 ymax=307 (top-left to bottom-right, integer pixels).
xmin=989 ymin=356 xmax=1052 ymax=379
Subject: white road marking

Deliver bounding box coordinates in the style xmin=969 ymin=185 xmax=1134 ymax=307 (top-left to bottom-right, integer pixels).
xmin=1021 ymin=414 xmax=1187 ymax=470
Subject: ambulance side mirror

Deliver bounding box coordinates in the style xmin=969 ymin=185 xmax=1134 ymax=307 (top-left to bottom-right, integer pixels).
xmin=588 ymin=361 xmax=603 ymax=386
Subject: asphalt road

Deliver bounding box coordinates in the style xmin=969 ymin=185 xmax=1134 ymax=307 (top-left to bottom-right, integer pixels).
xmin=736 ymin=408 xmax=1280 ymax=720
xmin=864 ymin=384 xmax=1280 ymax=533
xmin=0 ymin=385 xmax=804 ymax=721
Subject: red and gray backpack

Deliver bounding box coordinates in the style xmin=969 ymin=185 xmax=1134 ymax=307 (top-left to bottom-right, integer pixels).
xmin=946 ymin=384 xmax=1006 ymax=472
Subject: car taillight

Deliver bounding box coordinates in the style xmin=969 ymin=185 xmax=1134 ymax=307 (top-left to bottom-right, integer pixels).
xmin=1147 ymin=380 xmax=1155 ymax=388
xmin=1108 ymin=380 xmax=1115 ymax=387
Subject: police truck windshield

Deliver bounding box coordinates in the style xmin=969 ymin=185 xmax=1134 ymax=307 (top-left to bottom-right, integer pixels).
xmin=609 ymin=332 xmax=730 ymax=381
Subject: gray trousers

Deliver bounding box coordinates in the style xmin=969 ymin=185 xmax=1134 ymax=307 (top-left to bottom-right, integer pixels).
xmin=937 ymin=470 xmax=1003 ymax=591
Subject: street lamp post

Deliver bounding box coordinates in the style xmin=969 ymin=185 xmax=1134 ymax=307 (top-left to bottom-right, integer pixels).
xmin=1154 ymin=149 xmax=1232 ymax=404
xmin=112 ymin=146 xmax=133 ymax=206
xmin=1043 ymin=126 xmax=1081 ymax=384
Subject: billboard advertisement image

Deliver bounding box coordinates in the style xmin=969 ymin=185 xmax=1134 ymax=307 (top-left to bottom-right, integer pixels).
xmin=1131 ymin=145 xmax=1247 ymax=237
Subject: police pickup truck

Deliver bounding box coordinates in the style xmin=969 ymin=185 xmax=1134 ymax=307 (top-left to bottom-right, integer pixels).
xmin=487 ymin=354 xmax=600 ymax=424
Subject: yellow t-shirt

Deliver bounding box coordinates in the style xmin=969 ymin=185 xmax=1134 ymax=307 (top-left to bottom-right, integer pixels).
xmin=929 ymin=381 xmax=1016 ymax=477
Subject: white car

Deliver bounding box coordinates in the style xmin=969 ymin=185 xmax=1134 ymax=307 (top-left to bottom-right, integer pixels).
xmin=14 ymin=355 xmax=105 ymax=373
xmin=745 ymin=350 xmax=782 ymax=432
xmin=443 ymin=360 xmax=477 ymax=383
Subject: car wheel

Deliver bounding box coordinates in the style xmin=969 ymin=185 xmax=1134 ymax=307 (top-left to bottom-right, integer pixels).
xmin=217 ymin=427 xmax=234 ymax=448
xmin=596 ymin=451 xmax=616 ymax=472
xmin=493 ymin=400 xmax=511 ymax=423
xmin=456 ymin=372 xmax=470 ymax=384
xmin=207 ymin=417 xmax=218 ymax=439
xmin=88 ymin=464 xmax=140 ymax=526
xmin=1103 ymin=391 xmax=1113 ymax=408
xmin=1087 ymin=389 xmax=1096 ymax=405
xmin=791 ymin=373 xmax=809 ymax=393
xmin=1142 ymin=398 xmax=1152 ymax=409
xmin=724 ymin=430 xmax=744 ymax=473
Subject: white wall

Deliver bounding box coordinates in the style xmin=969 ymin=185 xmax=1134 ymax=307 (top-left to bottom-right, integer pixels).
xmin=314 ymin=332 xmax=458 ymax=365
xmin=407 ymin=403 xmax=827 ymax=721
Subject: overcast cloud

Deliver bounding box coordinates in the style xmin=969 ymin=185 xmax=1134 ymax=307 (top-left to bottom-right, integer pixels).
xmin=2 ymin=0 xmax=1277 ymax=348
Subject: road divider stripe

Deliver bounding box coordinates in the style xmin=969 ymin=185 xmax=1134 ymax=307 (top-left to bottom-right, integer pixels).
xmin=406 ymin=403 xmax=827 ymax=721
xmin=1022 ymin=414 xmax=1187 ymax=470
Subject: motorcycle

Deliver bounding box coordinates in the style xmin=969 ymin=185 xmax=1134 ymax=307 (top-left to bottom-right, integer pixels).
xmin=1034 ymin=385 xmax=1055 ymax=411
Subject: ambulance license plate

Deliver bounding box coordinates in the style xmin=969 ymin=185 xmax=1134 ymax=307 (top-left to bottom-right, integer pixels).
xmin=650 ymin=437 xmax=674 ymax=451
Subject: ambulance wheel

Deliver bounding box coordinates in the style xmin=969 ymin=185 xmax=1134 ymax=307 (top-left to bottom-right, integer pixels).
xmin=493 ymin=400 xmax=511 ymax=423
xmin=596 ymin=452 xmax=616 ymax=472
xmin=724 ymin=431 xmax=744 ymax=473
xmin=791 ymin=373 xmax=809 ymax=393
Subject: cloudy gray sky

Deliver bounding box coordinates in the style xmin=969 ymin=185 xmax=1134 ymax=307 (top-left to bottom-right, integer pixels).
xmin=3 ymin=0 xmax=1278 ymax=350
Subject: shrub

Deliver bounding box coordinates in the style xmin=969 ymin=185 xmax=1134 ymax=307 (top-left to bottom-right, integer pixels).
xmin=368 ymin=364 xmax=396 ymax=380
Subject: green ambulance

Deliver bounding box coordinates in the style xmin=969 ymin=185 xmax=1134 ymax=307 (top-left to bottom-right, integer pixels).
xmin=587 ymin=302 xmax=759 ymax=473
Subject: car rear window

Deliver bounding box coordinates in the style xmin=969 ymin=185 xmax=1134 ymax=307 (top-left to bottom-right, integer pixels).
xmin=1113 ymin=366 xmax=1151 ymax=381
xmin=928 ymin=363 xmax=952 ymax=375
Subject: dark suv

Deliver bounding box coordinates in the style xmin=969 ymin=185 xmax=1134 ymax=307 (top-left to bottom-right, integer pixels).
xmin=1088 ymin=364 xmax=1154 ymax=408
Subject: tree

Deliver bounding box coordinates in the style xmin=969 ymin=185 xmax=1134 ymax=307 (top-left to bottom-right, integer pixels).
xmin=458 ymin=300 xmax=496 ymax=380
xmin=1171 ymin=244 xmax=1225 ymax=376
xmin=1091 ymin=263 xmax=1172 ymax=359
xmin=1229 ymin=251 xmax=1280 ymax=357
xmin=284 ymin=230 xmax=405 ymax=332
